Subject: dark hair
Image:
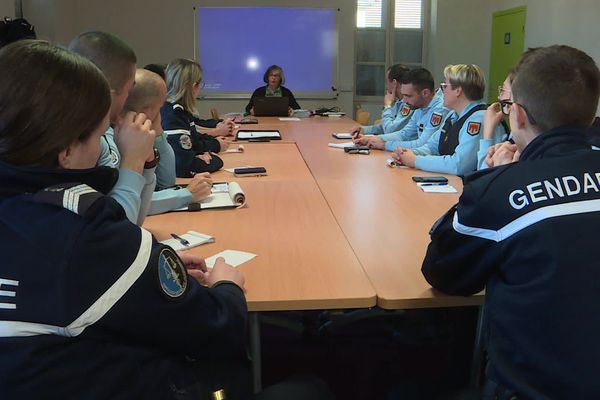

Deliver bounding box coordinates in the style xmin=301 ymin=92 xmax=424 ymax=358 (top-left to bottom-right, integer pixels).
xmin=387 ymin=64 xmax=410 ymax=82
xmin=0 ymin=40 xmax=111 ymax=167
xmin=144 ymin=63 xmax=166 ymax=81
xmin=512 ymin=45 xmax=600 ymax=133
xmin=0 ymin=17 xmax=36 ymax=48
xmin=68 ymin=31 xmax=136 ymax=90
xmin=263 ymin=65 xmax=285 ymax=85
xmin=401 ymin=67 xmax=434 ymax=92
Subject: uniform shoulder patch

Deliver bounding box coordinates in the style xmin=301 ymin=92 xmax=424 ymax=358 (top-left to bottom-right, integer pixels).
xmin=430 ymin=112 xmax=443 ymax=127
xmin=179 ymin=134 xmax=193 ymax=150
xmin=157 ymin=247 xmax=188 ymax=299
xmin=467 ymin=121 xmax=481 ymax=135
xmin=33 ymin=183 xmax=103 ymax=216
xmin=400 ymin=104 xmax=411 ymax=117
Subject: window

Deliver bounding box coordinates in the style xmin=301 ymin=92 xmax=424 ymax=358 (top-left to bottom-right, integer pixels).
xmin=355 ymin=0 xmax=426 ymax=98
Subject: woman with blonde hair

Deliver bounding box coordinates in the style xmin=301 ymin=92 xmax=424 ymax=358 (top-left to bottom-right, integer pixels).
xmin=160 ymin=58 xmax=230 ymax=177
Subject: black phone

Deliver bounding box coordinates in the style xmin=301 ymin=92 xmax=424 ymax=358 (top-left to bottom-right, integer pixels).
xmin=412 ymin=176 xmax=449 ymax=183
xmin=344 ymin=146 xmax=370 ymax=154
xmin=233 ymin=167 xmax=267 ymax=177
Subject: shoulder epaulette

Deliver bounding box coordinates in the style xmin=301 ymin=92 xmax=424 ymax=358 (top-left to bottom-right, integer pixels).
xmin=33 ymin=183 xmax=104 ymax=216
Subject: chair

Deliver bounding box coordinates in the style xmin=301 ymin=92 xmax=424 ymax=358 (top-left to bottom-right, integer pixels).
xmin=210 ymin=107 xmax=220 ymax=120
xmin=373 ymin=118 xmax=381 ymax=125
xmin=355 ymin=109 xmax=370 ymax=125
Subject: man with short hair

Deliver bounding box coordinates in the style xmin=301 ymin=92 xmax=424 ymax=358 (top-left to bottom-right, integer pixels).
xmin=124 ymin=69 xmax=213 ymax=214
xmin=350 ymin=64 xmax=413 ymax=136
xmin=422 ymin=45 xmax=600 ymax=399
xmin=393 ymin=64 xmax=506 ymax=175
xmin=354 ymin=68 xmax=448 ymax=151
xmin=69 ymin=31 xmax=157 ymax=225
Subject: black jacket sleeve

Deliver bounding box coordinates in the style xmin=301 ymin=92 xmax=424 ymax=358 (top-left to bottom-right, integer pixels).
xmin=245 ymin=87 xmax=265 ymax=113
xmin=421 ymin=185 xmax=500 ymax=296
xmin=282 ymin=86 xmax=301 ymax=109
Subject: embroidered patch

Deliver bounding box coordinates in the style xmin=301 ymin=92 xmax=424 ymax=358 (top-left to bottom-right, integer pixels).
xmin=109 ymin=150 xmax=119 ymax=166
xmin=179 ymin=134 xmax=192 ymax=150
xmin=400 ymin=105 xmax=411 ymax=117
xmin=467 ymin=121 xmax=481 ymax=135
xmin=430 ymin=112 xmax=443 ymax=127
xmin=158 ymin=248 xmax=187 ymax=299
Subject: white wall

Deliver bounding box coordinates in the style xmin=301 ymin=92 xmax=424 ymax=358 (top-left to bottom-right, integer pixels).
xmin=1 ymin=0 xmax=15 ymax=18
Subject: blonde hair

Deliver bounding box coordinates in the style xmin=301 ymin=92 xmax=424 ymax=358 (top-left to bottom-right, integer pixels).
xmin=443 ymin=64 xmax=485 ymax=100
xmin=165 ymin=58 xmax=202 ymax=115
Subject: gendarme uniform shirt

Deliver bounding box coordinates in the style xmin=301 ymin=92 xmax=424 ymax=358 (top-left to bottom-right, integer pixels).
xmin=422 ymin=126 xmax=600 ymax=399
xmin=0 ymin=161 xmax=247 ymax=399
xmin=363 ymin=100 xmax=413 ymax=135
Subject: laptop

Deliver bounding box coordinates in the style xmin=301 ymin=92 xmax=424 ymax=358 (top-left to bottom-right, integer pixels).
xmin=253 ymin=97 xmax=289 ymax=117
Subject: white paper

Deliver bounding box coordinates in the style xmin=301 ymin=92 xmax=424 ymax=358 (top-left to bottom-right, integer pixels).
xmin=160 ymin=231 xmax=215 ymax=251
xmin=205 ymin=250 xmax=257 ymax=268
xmin=279 ymin=117 xmax=300 ymax=121
xmin=418 ymin=184 xmax=458 ymax=193
xmin=328 ymin=142 xmax=355 ymax=149
xmin=223 ymin=145 xmax=244 ymax=153
xmin=332 ymin=133 xmax=353 ymax=139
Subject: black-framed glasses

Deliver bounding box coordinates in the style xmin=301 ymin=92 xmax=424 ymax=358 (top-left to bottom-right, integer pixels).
xmin=499 ymin=99 xmax=537 ymax=125
xmin=439 ymin=82 xmax=449 ymax=91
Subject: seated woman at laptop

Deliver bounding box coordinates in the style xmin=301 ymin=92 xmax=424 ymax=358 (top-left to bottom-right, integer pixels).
xmin=161 ymin=59 xmax=229 ymax=177
xmin=245 ymin=64 xmax=301 ymax=116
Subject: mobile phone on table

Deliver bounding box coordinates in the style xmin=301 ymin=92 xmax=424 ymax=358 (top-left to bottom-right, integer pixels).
xmin=344 ymin=146 xmax=370 ymax=154
xmin=411 ymin=176 xmax=448 ymax=183
xmin=233 ymin=167 xmax=267 ymax=177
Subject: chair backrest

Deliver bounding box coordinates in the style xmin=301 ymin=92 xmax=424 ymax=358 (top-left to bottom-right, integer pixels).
xmin=356 ymin=109 xmax=370 ymax=125
xmin=210 ymin=108 xmax=220 ymax=120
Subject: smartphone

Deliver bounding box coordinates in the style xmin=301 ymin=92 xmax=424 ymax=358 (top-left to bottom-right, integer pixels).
xmin=412 ymin=176 xmax=448 ymax=183
xmin=344 ymin=146 xmax=369 ymax=153
xmin=233 ymin=167 xmax=267 ymax=177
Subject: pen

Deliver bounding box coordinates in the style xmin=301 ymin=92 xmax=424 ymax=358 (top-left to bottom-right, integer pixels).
xmin=170 ymin=233 xmax=190 ymax=246
xmin=419 ymin=183 xmax=448 ymax=186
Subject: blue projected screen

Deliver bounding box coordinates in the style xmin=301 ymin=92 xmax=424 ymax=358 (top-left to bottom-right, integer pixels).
xmin=196 ymin=7 xmax=337 ymax=97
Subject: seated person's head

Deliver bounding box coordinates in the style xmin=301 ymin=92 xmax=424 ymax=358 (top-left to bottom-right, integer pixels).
xmin=510 ymin=45 xmax=600 ymax=151
xmin=400 ymin=67 xmax=435 ymax=108
xmin=387 ymin=63 xmax=409 ymax=96
xmin=123 ymin=69 xmax=167 ymax=123
xmin=144 ymin=63 xmax=166 ymax=81
xmin=165 ymin=58 xmax=202 ymax=115
xmin=442 ymin=64 xmax=485 ymax=108
xmin=0 ymin=40 xmax=110 ymax=169
xmin=68 ymin=31 xmax=136 ymax=123
xmin=263 ymin=65 xmax=285 ymax=88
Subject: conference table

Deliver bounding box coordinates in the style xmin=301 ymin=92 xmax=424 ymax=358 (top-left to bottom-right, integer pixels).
xmin=143 ymin=115 xmax=484 ymax=390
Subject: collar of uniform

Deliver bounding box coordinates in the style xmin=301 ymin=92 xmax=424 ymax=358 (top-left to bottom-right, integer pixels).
xmin=519 ymin=125 xmax=590 ymax=162
xmin=0 ymin=160 xmax=118 ymax=199
xmin=457 ymin=100 xmax=485 ymax=119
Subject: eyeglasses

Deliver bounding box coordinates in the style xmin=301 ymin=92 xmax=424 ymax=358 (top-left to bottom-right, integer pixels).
xmin=439 ymin=82 xmax=449 ymax=91
xmin=195 ymin=80 xmax=205 ymax=89
xmin=497 ymin=85 xmax=511 ymax=98
xmin=499 ymin=99 xmax=537 ymax=125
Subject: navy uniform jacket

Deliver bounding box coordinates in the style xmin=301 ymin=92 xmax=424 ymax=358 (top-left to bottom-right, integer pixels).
xmin=160 ymin=102 xmax=223 ymax=177
xmin=422 ymin=127 xmax=600 ymax=399
xmin=245 ymin=85 xmax=301 ymax=113
xmin=0 ymin=161 xmax=247 ymax=399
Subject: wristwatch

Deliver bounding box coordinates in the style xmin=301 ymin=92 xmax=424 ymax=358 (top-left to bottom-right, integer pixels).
xmin=144 ymin=147 xmax=160 ymax=169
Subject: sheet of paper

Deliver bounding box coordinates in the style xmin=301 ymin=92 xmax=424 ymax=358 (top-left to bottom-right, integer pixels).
xmin=211 ymin=183 xmax=229 ymax=193
xmin=279 ymin=117 xmax=300 ymax=121
xmin=328 ymin=142 xmax=355 ymax=149
xmin=205 ymin=250 xmax=257 ymax=268
xmin=418 ymin=184 xmax=458 ymax=193
xmin=160 ymin=231 xmax=215 ymax=251
xmin=223 ymin=145 xmax=244 ymax=153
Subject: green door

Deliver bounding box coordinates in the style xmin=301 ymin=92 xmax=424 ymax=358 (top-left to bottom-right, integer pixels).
xmin=488 ymin=7 xmax=526 ymax=103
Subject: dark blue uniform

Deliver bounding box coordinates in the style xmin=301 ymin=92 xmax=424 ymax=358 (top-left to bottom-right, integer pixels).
xmin=160 ymin=102 xmax=223 ymax=177
xmin=0 ymin=161 xmax=247 ymax=399
xmin=422 ymin=127 xmax=600 ymax=399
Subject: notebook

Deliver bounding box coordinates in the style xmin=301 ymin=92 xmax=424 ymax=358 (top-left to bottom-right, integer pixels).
xmin=160 ymin=231 xmax=215 ymax=251
xmin=253 ymin=97 xmax=289 ymax=116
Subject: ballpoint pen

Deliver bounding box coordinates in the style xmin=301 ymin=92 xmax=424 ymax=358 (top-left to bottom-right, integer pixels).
xmin=170 ymin=233 xmax=190 ymax=246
